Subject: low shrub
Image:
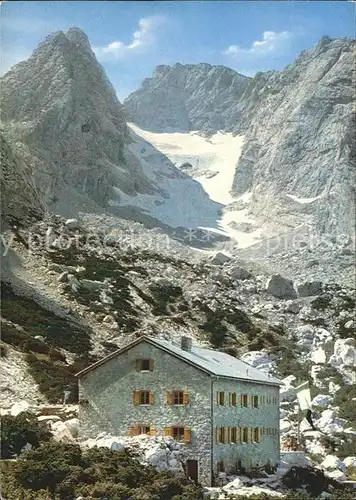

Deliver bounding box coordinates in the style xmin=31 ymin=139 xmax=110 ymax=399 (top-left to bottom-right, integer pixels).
xmin=0 ymin=412 xmax=52 ymax=459
xmin=2 ymin=442 xmax=204 ymax=500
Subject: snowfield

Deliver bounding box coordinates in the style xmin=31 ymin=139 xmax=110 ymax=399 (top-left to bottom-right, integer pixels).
xmin=128 ymin=124 xmax=264 ymax=248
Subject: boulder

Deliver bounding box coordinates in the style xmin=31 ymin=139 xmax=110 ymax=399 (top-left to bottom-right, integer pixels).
xmin=343 ymin=456 xmax=356 ymax=468
xmin=65 ymin=418 xmax=80 ymax=438
xmin=329 ymin=338 xmax=356 ymax=368
xmin=57 ymin=271 xmax=69 ymax=283
xmin=37 ymin=415 xmax=61 ymax=423
xmin=81 ymin=279 xmax=104 ymax=291
xmin=266 ymin=274 xmax=297 ymax=299
xmin=321 ymin=455 xmax=346 ymax=472
xmin=67 ymin=274 xmax=80 ymax=292
xmin=51 ymin=421 xmax=74 ymax=442
xmin=229 ymin=266 xmax=252 ymax=280
xmin=103 ymin=314 xmax=115 ymax=324
xmin=65 ymin=218 xmax=80 ymax=230
xmin=210 ymin=252 xmax=231 ymax=265
xmin=311 ymin=394 xmax=332 ymax=409
xmin=297 ymin=281 xmax=323 ymax=297
xmin=222 ymin=477 xmax=243 ymax=492
xmin=99 ymin=290 xmax=114 ymax=305
xmin=285 ymin=301 xmax=303 ymax=314
xmin=10 ymin=401 xmax=31 ymax=416
xmin=280 ymin=419 xmax=293 ymax=433
xmin=310 ymin=348 xmax=326 ymax=364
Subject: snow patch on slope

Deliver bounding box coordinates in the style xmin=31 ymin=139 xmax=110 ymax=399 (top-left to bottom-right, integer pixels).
xmin=109 ymin=127 xmax=223 ymax=229
xmin=129 ymin=124 xmax=264 ymax=248
xmin=286 ymin=193 xmax=325 ymax=204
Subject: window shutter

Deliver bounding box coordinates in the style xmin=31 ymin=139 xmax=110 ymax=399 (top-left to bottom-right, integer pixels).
xmin=228 ymin=393 xmax=232 ymax=406
xmin=250 ymin=395 xmax=254 ymax=407
xmin=216 ymin=391 xmax=219 ymax=405
xmin=224 ymin=427 xmax=229 ymax=444
xmin=130 ymin=425 xmax=139 ymax=436
xmin=183 ymin=391 xmax=190 ymax=405
xmin=240 ymin=394 xmax=243 ymax=406
xmin=149 ymin=359 xmax=154 ymax=371
xmin=133 ymin=391 xmax=140 ymax=406
xmin=184 ymin=427 xmax=191 ymax=443
xmin=166 ymin=391 xmax=173 ymax=405
xmin=164 ymin=427 xmax=172 ymax=437
xmin=215 ymin=427 xmax=219 ymax=443
xmin=150 ymin=425 xmax=157 ymax=437
xmin=135 ymin=360 xmax=141 ymax=371
xmin=249 ymin=428 xmax=253 ymax=443
xmin=228 ymin=427 xmax=231 ymax=444
xmin=149 ymin=391 xmax=155 ymax=405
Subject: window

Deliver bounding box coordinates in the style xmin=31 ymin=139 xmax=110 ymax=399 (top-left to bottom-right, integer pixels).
xmin=173 ymin=391 xmax=184 ymax=405
xmin=217 ymin=391 xmax=225 ymax=405
xmin=216 ymin=427 xmax=228 ymax=444
xmin=165 ymin=426 xmax=191 ymax=443
xmin=166 ymin=391 xmax=189 ymax=405
xmin=136 ymin=359 xmax=154 ymax=371
xmin=219 ymin=427 xmax=225 ymax=443
xmin=242 ymin=427 xmax=249 ymax=443
xmin=138 ymin=425 xmax=150 ymax=435
xmin=133 ymin=390 xmax=154 ymax=405
xmin=241 ymin=394 xmax=248 ymax=407
xmin=172 ymin=426 xmax=185 ymax=441
xmin=130 ymin=425 xmax=156 ymax=436
xmin=253 ymin=395 xmax=259 ymax=408
xmin=230 ymin=392 xmax=237 ymax=406
xmin=253 ymin=428 xmax=260 ymax=443
xmin=230 ymin=427 xmax=237 ymax=443
xmin=140 ymin=391 xmax=150 ymax=404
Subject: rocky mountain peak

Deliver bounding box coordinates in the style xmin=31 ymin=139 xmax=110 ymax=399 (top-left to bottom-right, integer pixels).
xmin=0 ymin=28 xmax=132 ymax=217
xmin=124 ymin=62 xmax=251 ymax=132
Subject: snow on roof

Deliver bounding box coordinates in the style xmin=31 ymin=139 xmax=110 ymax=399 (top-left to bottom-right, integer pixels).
xmin=150 ymin=337 xmax=281 ymax=386
xmin=76 ymin=335 xmax=281 ymax=386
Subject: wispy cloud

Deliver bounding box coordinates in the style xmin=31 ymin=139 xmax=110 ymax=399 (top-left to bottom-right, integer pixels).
xmin=224 ymin=31 xmax=293 ymax=57
xmin=94 ymin=16 xmax=167 ymax=60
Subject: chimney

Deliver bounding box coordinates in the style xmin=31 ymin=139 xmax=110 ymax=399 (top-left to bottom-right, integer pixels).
xmin=181 ymin=336 xmax=192 ymax=352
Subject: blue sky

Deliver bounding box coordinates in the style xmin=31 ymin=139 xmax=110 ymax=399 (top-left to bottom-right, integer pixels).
xmin=1 ymin=1 xmax=355 ymax=100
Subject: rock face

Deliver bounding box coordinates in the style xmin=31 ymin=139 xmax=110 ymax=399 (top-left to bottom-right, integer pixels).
xmin=125 ymin=37 xmax=355 ymax=239
xmin=0 ymin=28 xmax=222 ymax=230
xmin=124 ymin=63 xmax=250 ymax=133
xmin=231 ymin=37 xmax=355 ymax=238
xmin=0 ymin=134 xmax=45 ymax=228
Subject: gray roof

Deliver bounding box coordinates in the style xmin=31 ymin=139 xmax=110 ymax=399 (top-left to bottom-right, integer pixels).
xmin=151 ymin=337 xmax=281 ymax=386
xmin=76 ymin=335 xmax=281 ymax=386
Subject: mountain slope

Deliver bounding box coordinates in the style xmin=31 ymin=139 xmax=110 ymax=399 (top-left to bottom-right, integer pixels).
xmin=124 ymin=63 xmax=251 ymax=133
xmin=125 ymin=37 xmax=356 ymax=239
xmin=231 ymin=36 xmax=356 ymax=237
xmin=0 ymin=28 xmax=222 ymax=231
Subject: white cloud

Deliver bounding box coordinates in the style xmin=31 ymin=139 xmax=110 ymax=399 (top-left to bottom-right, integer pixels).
xmin=224 ymin=31 xmax=293 ymax=57
xmin=94 ymin=16 xmax=167 ymax=60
